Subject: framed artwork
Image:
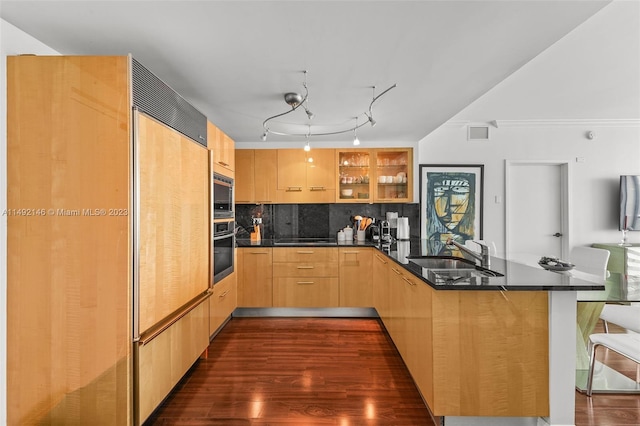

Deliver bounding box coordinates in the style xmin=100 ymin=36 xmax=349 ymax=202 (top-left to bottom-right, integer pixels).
xmin=419 ymin=164 xmax=484 ymax=255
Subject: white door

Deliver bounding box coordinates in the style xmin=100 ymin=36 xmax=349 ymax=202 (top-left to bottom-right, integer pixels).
xmin=506 ymin=161 xmax=570 ymax=266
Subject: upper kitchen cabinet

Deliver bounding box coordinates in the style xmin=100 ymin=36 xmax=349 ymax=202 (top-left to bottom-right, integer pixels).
xmin=373 ymin=148 xmax=413 ymax=203
xmin=276 ymin=148 xmax=336 ymax=203
xmin=336 ymin=148 xmax=413 ymax=203
xmin=235 ymin=149 xmax=278 ymax=204
xmin=208 ymin=121 xmax=235 ymax=178
xmin=337 ymin=149 xmax=372 ymax=203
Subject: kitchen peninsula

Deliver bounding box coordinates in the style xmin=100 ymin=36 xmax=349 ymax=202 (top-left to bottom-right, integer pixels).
xmin=235 ymin=238 xmax=604 ymax=426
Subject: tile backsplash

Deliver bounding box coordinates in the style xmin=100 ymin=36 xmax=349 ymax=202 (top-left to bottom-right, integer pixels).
xmin=235 ymin=203 xmax=420 ymax=240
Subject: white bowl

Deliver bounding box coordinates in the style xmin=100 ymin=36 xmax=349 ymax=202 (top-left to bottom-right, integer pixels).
xmin=341 ymin=189 xmax=353 ymax=197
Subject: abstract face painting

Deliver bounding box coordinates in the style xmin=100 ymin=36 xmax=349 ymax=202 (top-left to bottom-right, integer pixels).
xmin=420 ymin=165 xmax=483 ymax=255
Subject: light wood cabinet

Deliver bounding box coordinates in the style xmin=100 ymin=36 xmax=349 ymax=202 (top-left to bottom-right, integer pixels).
xmin=336 ymin=148 xmax=413 ymax=203
xmin=373 ymin=148 xmax=413 ymax=202
xmin=276 ymin=148 xmax=336 ymax=203
xmin=373 ymin=252 xmax=391 ymax=320
xmin=7 ymin=56 xmax=211 ymax=425
xmin=337 ymin=149 xmax=373 ymax=202
xmin=137 ymin=300 xmax=209 ymax=424
xmin=237 ymin=247 xmax=274 ymax=307
xmin=235 ymin=149 xmax=278 ymax=204
xmin=273 ymin=247 xmax=339 ymax=307
xmin=209 ymin=270 xmax=237 ymax=336
xmin=339 ymin=247 xmax=373 ymax=306
xmin=138 ymin=113 xmax=210 ymax=333
xmin=208 ymin=120 xmax=235 ymax=177
xmin=373 ymin=250 xmax=549 ymax=418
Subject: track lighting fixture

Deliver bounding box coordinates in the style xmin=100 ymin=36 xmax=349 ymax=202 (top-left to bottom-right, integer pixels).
xmin=261 ymin=71 xmax=396 ymax=142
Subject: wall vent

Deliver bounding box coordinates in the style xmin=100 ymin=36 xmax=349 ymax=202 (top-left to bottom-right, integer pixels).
xmin=467 ymin=125 xmax=490 ymax=141
xmin=131 ymin=57 xmax=207 ymax=147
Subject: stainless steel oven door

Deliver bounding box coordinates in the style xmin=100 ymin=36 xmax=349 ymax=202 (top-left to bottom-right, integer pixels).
xmin=213 ymin=221 xmax=235 ymax=283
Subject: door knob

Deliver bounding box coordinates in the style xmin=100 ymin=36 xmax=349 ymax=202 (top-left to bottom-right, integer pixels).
xmin=553 ymin=232 xmax=563 ymax=237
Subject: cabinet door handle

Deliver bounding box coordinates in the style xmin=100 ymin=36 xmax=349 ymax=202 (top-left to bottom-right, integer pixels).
xmin=309 ymin=186 xmax=325 ymax=191
xmin=256 ymin=200 xmax=273 ymax=203
xmin=391 ymin=268 xmax=402 ymax=275
xmin=287 ymin=187 xmax=303 ymax=192
xmin=217 ymin=161 xmax=229 ymax=167
xmin=297 ymin=265 xmax=315 ymax=269
xmin=296 ymin=250 xmax=314 ymax=254
xmin=342 ymin=251 xmax=360 ymax=254
xmin=297 ymin=281 xmax=314 ymax=285
xmin=218 ymin=290 xmax=230 ymax=298
xmin=236 ymin=200 xmax=252 ymax=203
xmin=249 ymin=252 xmax=268 ymax=255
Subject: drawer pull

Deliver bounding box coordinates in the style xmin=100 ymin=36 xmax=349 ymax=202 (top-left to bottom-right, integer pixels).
xmin=297 ymin=265 xmax=315 ymax=269
xmin=402 ymin=277 xmax=416 ymax=286
xmin=218 ymin=290 xmax=230 ymax=298
xmin=391 ymin=268 xmax=402 ymax=275
xmin=342 ymin=251 xmax=359 ymax=254
xmin=249 ymin=252 xmax=268 ymax=254
xmin=217 ymin=161 xmax=229 ymax=167
xmin=296 ymin=250 xmax=314 ymax=254
xmin=297 ymin=281 xmax=315 ymax=285
xmin=287 ymin=186 xmax=303 ymax=192
xmin=309 ymin=186 xmax=325 ymax=191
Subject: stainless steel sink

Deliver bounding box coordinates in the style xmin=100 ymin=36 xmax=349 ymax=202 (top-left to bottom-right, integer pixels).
xmin=407 ymin=256 xmax=504 ymax=285
xmin=407 ymin=256 xmax=476 ymax=269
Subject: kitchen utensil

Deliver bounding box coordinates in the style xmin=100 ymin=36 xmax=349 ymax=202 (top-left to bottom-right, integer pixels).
xmin=362 ymin=217 xmax=372 ymax=230
xmin=341 ymin=189 xmax=353 ymax=197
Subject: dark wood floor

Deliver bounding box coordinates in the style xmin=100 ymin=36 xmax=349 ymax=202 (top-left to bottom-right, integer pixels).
xmin=147 ymin=318 xmax=640 ymax=426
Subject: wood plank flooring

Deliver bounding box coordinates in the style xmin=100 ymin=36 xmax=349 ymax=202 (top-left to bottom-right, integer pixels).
xmin=147 ymin=318 xmax=434 ymax=425
xmin=147 ymin=317 xmax=640 ymax=426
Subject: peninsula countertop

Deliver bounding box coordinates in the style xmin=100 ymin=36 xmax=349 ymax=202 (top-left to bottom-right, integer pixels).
xmin=236 ymin=237 xmax=605 ymax=292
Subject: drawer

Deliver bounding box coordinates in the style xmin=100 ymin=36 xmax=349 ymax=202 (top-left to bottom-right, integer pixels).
xmin=210 ymin=272 xmax=237 ymax=335
xmin=273 ymin=247 xmax=338 ymax=263
xmin=273 ymin=261 xmax=339 ymax=278
xmin=273 ymin=277 xmax=339 ymax=307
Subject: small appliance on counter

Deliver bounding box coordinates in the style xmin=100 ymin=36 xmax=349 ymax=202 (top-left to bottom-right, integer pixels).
xmin=381 ymin=220 xmax=392 ymax=242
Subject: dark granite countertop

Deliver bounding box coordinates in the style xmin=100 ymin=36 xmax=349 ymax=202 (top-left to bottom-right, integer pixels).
xmin=236 ymin=237 xmax=605 ymax=292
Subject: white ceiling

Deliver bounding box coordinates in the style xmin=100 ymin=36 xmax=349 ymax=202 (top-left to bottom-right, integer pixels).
xmin=1 ymin=0 xmax=611 ymax=145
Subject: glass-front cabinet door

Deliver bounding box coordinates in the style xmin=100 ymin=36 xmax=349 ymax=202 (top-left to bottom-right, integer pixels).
xmin=336 ymin=149 xmax=372 ymax=203
xmin=373 ymin=148 xmax=412 ymax=202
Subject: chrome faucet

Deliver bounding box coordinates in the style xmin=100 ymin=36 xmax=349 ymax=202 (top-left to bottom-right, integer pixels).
xmin=446 ymin=238 xmax=490 ymax=268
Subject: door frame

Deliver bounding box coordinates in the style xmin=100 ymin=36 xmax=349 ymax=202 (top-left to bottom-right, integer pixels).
xmin=505 ymin=160 xmax=572 ymax=261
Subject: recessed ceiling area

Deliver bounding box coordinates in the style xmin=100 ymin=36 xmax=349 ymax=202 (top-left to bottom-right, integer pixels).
xmin=1 ymin=0 xmax=611 ymax=144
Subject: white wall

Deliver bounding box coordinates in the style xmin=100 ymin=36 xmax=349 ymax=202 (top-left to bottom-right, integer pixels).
xmin=418 ymin=1 xmax=640 ymax=254
xmin=1 ymin=18 xmax=60 ymax=424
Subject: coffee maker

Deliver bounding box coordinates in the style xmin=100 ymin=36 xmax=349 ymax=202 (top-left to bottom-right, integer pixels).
xmin=380 ymin=220 xmax=392 ymax=242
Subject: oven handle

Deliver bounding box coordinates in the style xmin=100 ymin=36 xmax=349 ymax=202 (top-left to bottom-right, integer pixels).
xmin=213 ymin=232 xmax=234 ymax=241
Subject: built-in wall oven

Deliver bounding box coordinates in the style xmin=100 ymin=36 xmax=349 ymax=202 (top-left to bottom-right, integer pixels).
xmin=213 ymin=219 xmax=234 ymax=283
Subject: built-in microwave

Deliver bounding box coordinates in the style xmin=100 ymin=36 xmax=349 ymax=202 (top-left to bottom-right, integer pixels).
xmin=213 ymin=173 xmax=233 ymax=218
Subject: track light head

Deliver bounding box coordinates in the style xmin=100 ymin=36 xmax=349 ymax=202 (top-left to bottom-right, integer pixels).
xmin=261 ymin=132 xmax=267 ymax=141
xmin=305 ymin=108 xmax=314 ymax=120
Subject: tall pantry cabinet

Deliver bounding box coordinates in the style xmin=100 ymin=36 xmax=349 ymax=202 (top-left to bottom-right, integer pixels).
xmin=7 ymin=56 xmax=211 ymax=425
